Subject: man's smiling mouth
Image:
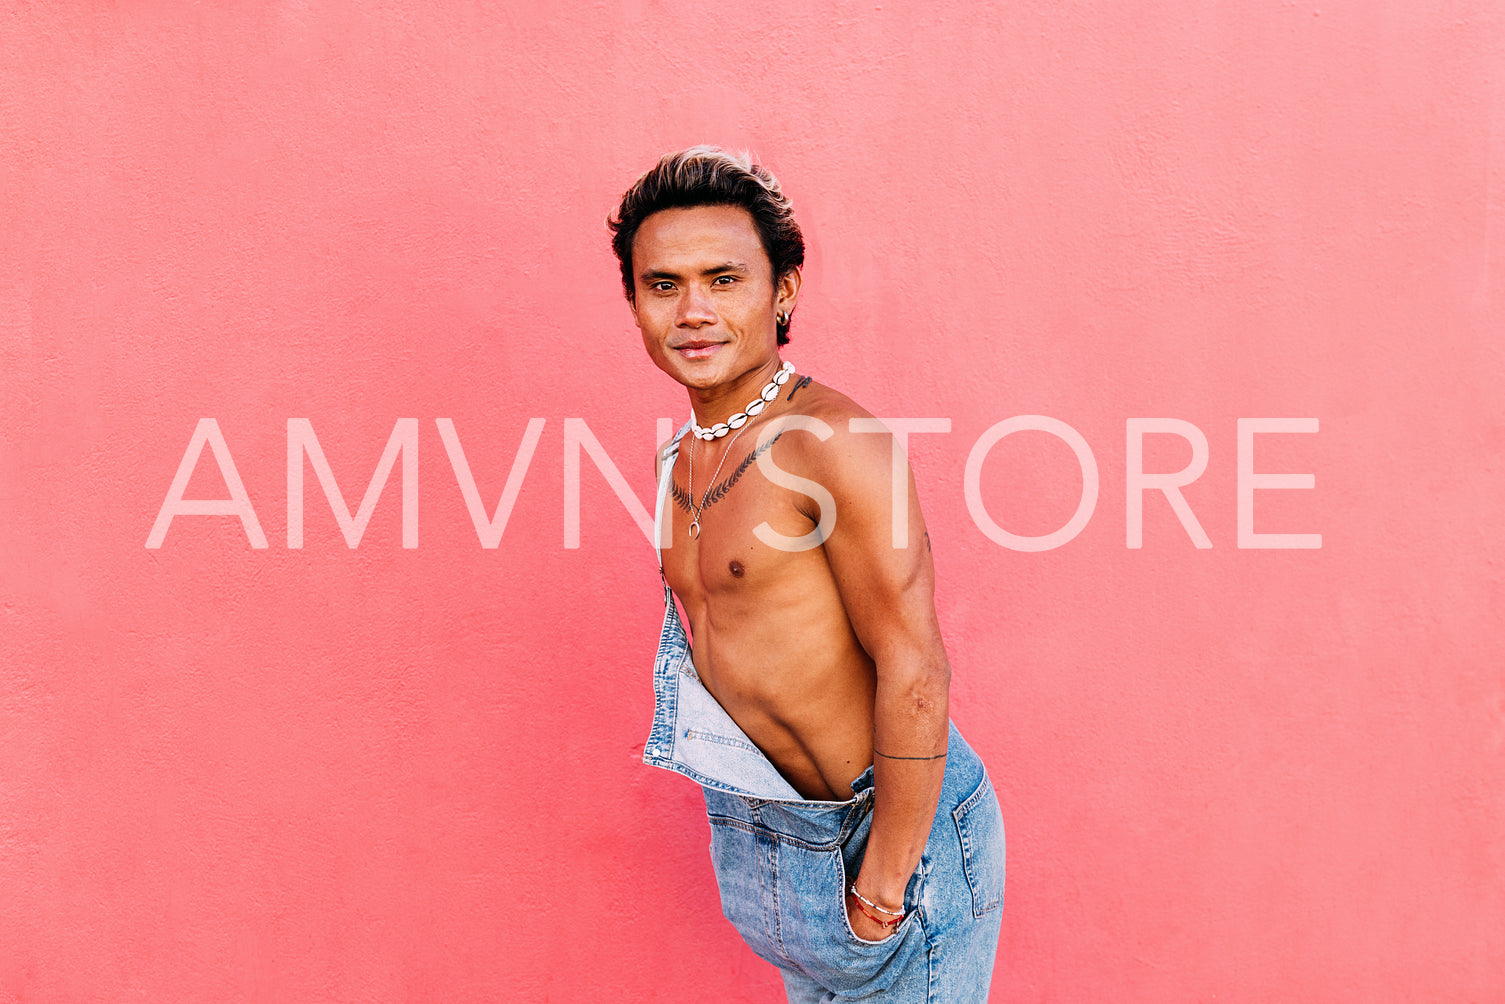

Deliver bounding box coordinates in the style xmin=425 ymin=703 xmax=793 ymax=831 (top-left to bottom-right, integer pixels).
xmin=672 ymin=341 xmax=725 ymax=358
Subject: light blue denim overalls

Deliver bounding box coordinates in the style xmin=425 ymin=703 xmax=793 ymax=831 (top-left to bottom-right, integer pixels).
xmin=643 ymin=420 xmax=1006 ymax=1003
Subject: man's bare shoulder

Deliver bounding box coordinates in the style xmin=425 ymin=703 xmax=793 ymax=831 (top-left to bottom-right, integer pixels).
xmin=767 ymin=379 xmax=893 ymax=486
xmin=780 ymin=379 xmax=874 ymax=426
xmin=771 ymin=377 xmax=934 ymax=603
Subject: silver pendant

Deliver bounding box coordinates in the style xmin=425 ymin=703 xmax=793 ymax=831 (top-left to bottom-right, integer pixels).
xmin=688 ymin=520 xmax=700 ymax=540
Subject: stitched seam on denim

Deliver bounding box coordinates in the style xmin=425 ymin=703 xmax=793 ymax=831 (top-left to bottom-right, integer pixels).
xmin=956 ymin=771 xmax=992 ymax=818
xmin=767 ymin=830 xmax=786 ymax=958
xmin=682 ymin=728 xmax=760 ymax=753
xmin=647 ymin=655 xmax=676 ymax=757
xmin=923 ymin=910 xmax=936 ymax=1002
xmin=656 ymin=622 xmax=678 ymax=659
xmin=953 ymin=773 xmax=1003 ymax=917
xmin=834 ymin=847 xmax=864 ymax=945
xmin=704 ymin=815 xmax=848 ymax=852
xmin=653 ymin=593 xmax=684 ymax=759
xmin=662 ymin=764 xmax=769 ymax=798
xmin=839 ymin=794 xmax=873 ymax=845
xmin=662 ymin=649 xmax=680 ymax=752
xmin=705 ymin=815 xmax=761 ymax=836
xmin=957 ymin=820 xmax=988 ymax=919
xmin=649 ymin=759 xmax=857 ymax=807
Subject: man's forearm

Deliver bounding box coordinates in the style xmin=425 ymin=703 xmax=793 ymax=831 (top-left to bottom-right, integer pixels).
xmin=854 ymin=652 xmax=951 ymax=908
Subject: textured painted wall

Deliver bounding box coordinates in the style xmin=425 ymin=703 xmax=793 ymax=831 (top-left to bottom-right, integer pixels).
xmin=2 ymin=2 xmax=1502 ymax=1001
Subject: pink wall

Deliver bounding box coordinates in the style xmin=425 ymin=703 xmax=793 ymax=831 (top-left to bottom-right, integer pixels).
xmin=3 ymin=2 xmax=1502 ymax=1000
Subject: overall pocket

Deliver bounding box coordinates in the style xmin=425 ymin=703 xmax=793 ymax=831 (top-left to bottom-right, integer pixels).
xmin=832 ymin=845 xmax=920 ymax=950
xmin=779 ymin=841 xmax=924 ymax=996
xmin=952 ymin=772 xmax=1006 ymax=918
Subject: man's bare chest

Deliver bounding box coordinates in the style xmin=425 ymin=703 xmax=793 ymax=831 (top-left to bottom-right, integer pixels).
xmin=661 ymin=433 xmax=818 ymax=604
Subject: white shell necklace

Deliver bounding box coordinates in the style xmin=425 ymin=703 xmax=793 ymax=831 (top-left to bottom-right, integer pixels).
xmin=691 ymin=360 xmax=794 ymax=440
xmin=684 ymin=360 xmax=794 ymax=539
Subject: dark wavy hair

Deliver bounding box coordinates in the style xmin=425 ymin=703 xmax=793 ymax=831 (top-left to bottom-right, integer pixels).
xmin=608 ymin=147 xmax=806 ymax=346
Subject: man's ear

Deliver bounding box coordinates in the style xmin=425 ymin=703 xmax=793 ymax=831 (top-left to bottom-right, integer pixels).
xmin=775 ymin=266 xmax=802 ymax=315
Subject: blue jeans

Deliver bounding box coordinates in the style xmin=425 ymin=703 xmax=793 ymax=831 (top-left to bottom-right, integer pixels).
xmin=643 ymin=582 xmax=1006 ymax=1002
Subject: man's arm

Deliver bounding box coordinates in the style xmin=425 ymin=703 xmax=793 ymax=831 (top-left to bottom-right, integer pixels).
xmin=815 ymin=417 xmax=951 ymax=940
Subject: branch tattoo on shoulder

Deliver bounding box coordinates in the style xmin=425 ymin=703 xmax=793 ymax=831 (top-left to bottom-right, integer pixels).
xmin=671 ymin=430 xmax=787 ymax=516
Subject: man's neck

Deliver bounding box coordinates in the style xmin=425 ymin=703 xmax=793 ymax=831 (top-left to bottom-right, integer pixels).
xmin=687 ymin=357 xmax=783 ymax=428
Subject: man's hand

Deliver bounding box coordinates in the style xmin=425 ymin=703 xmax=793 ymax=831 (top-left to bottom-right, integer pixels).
xmin=844 ymin=889 xmax=902 ymax=943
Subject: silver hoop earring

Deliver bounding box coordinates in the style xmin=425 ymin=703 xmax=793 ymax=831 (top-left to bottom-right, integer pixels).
xmin=777 ymin=311 xmax=789 ymax=326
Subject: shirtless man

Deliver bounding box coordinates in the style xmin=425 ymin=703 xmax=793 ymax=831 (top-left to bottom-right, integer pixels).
xmin=609 ymin=148 xmax=1005 ymax=1002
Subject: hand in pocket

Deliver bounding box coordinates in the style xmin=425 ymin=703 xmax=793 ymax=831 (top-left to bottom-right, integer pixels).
xmin=844 ymin=888 xmax=900 ymax=943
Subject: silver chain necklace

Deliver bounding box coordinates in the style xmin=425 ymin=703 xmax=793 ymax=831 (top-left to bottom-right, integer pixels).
xmin=685 ymin=421 xmax=749 ymax=540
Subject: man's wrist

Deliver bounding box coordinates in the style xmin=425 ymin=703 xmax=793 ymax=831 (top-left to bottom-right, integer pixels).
xmin=849 ymin=880 xmax=905 ymax=916
xmin=849 ymin=882 xmax=905 ymax=917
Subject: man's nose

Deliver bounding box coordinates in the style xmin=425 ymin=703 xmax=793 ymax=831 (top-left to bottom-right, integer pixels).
xmin=676 ymin=286 xmax=716 ymax=327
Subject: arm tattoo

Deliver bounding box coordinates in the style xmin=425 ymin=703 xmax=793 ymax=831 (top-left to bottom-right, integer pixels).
xmin=874 ymin=748 xmax=949 ymax=761
xmin=670 ymin=430 xmax=787 ymax=515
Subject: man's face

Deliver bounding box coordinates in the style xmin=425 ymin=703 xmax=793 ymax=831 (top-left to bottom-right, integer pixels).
xmin=629 ymin=204 xmax=798 ymax=392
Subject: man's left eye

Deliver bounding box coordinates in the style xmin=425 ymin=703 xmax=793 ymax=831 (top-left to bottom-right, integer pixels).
xmin=713 ymin=275 xmax=736 ymax=285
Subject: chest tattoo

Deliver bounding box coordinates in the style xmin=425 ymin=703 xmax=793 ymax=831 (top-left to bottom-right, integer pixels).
xmin=671 ymin=430 xmax=786 ymax=516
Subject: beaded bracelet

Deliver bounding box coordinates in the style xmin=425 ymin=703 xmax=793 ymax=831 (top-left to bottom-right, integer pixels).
xmin=850 ymin=897 xmax=905 ymax=928
xmin=849 ymin=883 xmax=906 ymax=919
